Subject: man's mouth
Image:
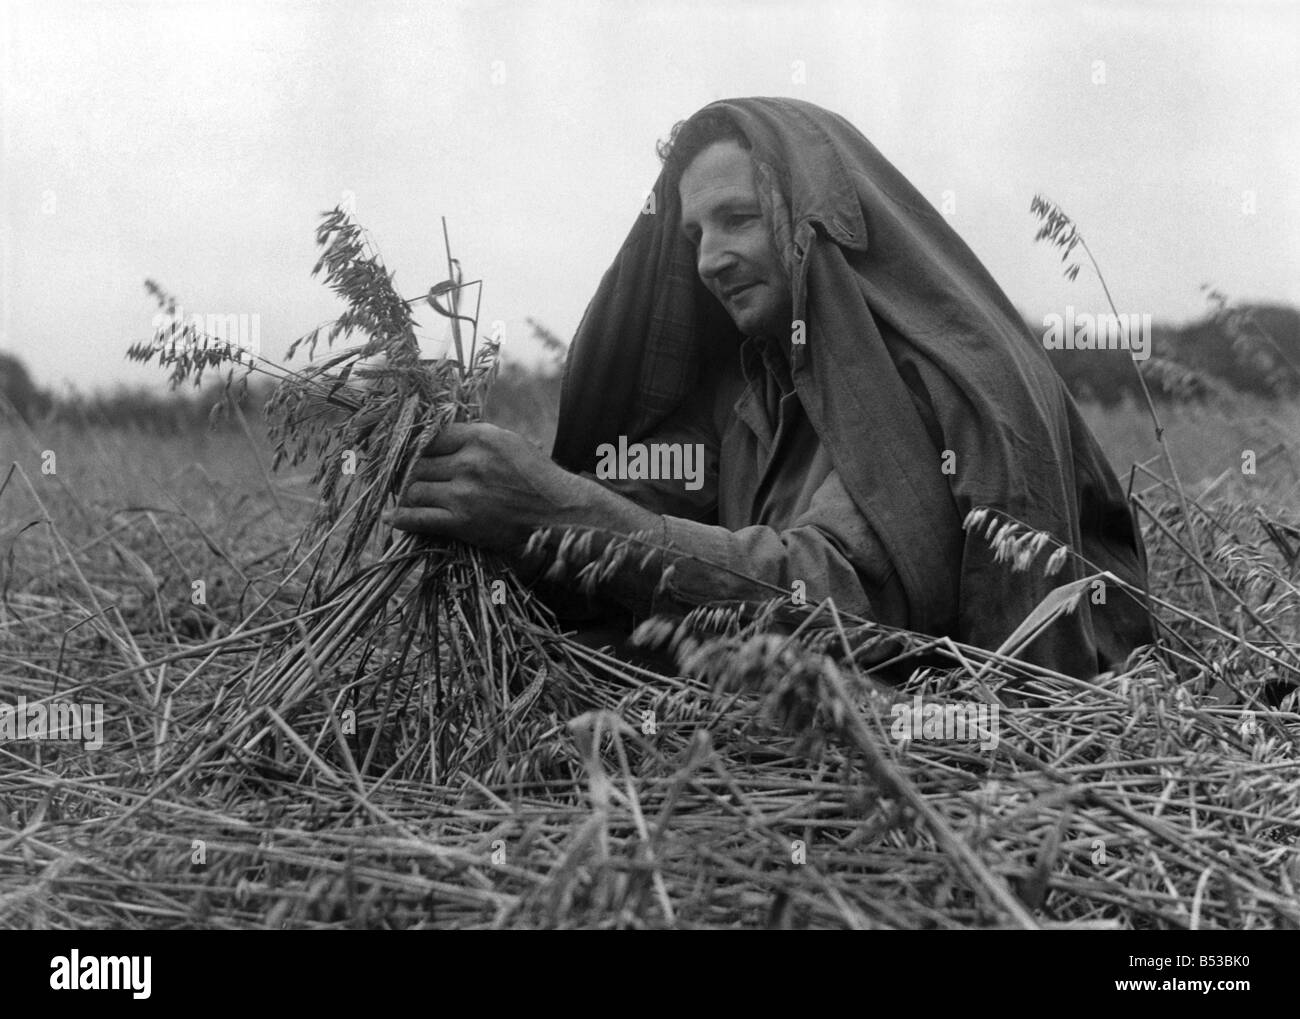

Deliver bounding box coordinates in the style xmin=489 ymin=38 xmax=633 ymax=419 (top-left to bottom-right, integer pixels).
xmin=722 ymin=282 xmax=757 ymax=301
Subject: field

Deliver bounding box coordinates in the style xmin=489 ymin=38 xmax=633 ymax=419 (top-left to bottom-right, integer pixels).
xmin=1 ymin=389 xmax=1298 ymax=930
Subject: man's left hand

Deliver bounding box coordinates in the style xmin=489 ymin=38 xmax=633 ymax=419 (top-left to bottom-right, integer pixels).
xmin=389 ymin=422 xmax=582 ymax=551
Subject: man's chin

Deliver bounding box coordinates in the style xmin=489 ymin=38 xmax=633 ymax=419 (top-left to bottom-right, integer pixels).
xmin=731 ymin=311 xmax=783 ymax=343
xmin=727 ymin=304 xmax=769 ymax=339
xmin=714 ymin=289 xmax=787 ymax=341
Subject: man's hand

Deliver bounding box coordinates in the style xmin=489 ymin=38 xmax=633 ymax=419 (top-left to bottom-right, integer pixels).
xmin=388 ymin=422 xmax=661 ymax=552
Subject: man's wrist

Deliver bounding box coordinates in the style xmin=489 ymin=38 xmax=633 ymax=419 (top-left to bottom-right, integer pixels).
xmin=574 ymin=474 xmax=663 ymax=538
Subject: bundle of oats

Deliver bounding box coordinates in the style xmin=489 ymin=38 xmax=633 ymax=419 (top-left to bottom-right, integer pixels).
xmin=129 ymin=208 xmax=599 ymax=787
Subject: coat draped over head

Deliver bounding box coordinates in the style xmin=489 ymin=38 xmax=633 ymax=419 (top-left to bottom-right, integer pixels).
xmin=551 ymin=96 xmax=1152 ymax=678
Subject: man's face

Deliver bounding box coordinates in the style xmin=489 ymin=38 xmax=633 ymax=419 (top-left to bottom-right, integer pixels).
xmin=678 ymin=140 xmax=791 ymax=343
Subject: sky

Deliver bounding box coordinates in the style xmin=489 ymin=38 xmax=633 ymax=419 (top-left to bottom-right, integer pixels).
xmin=2 ymin=0 xmax=1298 ymax=394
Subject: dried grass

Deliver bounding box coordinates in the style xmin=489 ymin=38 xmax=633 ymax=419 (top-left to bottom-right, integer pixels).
xmin=1 ymin=209 xmax=1297 ymax=929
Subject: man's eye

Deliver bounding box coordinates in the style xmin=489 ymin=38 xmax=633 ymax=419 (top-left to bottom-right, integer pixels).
xmin=727 ymin=213 xmax=757 ymax=227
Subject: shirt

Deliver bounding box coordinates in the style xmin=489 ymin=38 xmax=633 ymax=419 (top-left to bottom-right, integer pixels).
xmin=589 ymin=333 xmax=916 ymax=626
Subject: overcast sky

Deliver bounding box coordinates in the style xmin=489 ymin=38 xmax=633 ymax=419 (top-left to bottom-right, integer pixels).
xmin=2 ymin=0 xmax=1297 ymax=394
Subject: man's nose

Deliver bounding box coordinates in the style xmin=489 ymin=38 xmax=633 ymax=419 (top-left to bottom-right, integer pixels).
xmin=695 ymin=229 xmax=737 ymax=284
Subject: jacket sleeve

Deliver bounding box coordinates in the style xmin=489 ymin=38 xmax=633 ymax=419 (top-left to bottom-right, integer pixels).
xmin=597 ymin=466 xmax=907 ymax=626
xmin=555 ymin=368 xmax=906 ymax=626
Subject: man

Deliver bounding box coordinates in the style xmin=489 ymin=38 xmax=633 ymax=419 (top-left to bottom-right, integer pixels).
xmin=390 ymin=97 xmax=1152 ymax=678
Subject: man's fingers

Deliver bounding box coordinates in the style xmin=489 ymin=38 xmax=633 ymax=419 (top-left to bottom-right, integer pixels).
xmin=398 ymin=479 xmax=456 ymax=506
xmin=421 ymin=421 xmax=477 ymax=456
xmin=405 ymin=455 xmax=459 ymax=483
xmin=386 ymin=505 xmax=459 ymax=537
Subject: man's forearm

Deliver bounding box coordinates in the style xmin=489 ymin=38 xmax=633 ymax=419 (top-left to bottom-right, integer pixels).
xmin=512 ymin=471 xmax=668 ymax=613
xmin=552 ymin=471 xmax=665 ymax=540
xmin=534 ymin=475 xmax=907 ymax=625
xmin=508 ymin=469 xmax=664 ymax=569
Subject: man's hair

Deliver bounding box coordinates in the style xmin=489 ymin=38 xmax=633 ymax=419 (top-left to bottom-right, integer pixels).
xmin=656 ymin=109 xmax=751 ymax=181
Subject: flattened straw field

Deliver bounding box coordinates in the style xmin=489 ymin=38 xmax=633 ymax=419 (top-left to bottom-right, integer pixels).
xmin=1 ymin=208 xmax=1297 ymax=929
